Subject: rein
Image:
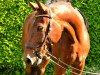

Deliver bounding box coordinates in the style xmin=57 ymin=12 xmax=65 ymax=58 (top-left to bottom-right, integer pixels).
xmin=46 ymin=53 xmax=100 ymax=75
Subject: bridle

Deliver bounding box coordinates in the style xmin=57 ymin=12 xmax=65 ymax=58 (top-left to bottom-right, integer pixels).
xmin=34 ymin=14 xmax=52 ymax=46
xmin=25 ymin=12 xmax=53 ymax=59
xmin=34 ymin=14 xmax=53 ymax=53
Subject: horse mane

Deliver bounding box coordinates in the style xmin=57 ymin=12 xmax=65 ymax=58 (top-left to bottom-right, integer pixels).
xmin=45 ymin=0 xmax=55 ymax=5
xmin=76 ymin=8 xmax=88 ymax=28
xmin=45 ymin=0 xmax=71 ymax=5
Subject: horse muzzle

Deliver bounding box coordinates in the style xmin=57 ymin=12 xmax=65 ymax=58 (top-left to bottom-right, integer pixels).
xmin=24 ymin=42 xmax=49 ymax=66
xmin=25 ymin=54 xmax=42 ymax=66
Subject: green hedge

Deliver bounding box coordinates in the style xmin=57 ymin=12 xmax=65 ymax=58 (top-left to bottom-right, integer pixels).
xmin=0 ymin=0 xmax=100 ymax=74
xmin=0 ymin=0 xmax=27 ymax=72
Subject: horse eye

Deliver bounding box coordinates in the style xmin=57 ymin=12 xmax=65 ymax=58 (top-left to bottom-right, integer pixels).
xmin=37 ymin=26 xmax=43 ymax=31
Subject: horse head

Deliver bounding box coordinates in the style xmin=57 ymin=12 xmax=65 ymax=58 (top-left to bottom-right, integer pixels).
xmin=24 ymin=1 xmax=49 ymax=66
xmin=24 ymin=0 xmax=63 ymax=67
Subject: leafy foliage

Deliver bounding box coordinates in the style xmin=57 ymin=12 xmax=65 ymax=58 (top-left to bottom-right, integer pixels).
xmin=0 ymin=0 xmax=32 ymax=73
xmin=0 ymin=0 xmax=100 ymax=74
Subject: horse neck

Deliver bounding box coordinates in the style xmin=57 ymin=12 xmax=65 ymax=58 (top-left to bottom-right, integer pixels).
xmin=50 ymin=3 xmax=90 ymax=46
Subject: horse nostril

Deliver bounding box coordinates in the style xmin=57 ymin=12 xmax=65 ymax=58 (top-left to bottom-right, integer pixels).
xmin=26 ymin=58 xmax=31 ymax=64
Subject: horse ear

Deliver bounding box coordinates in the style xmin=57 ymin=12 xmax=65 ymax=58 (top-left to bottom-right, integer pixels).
xmin=34 ymin=0 xmax=44 ymax=12
xmin=29 ymin=1 xmax=48 ymax=13
xmin=29 ymin=2 xmax=38 ymax=10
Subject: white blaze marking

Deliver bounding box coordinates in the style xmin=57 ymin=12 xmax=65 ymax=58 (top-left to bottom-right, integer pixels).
xmin=26 ymin=54 xmax=37 ymax=65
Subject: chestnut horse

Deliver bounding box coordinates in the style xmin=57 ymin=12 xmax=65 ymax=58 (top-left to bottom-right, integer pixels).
xmin=22 ymin=0 xmax=90 ymax=75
